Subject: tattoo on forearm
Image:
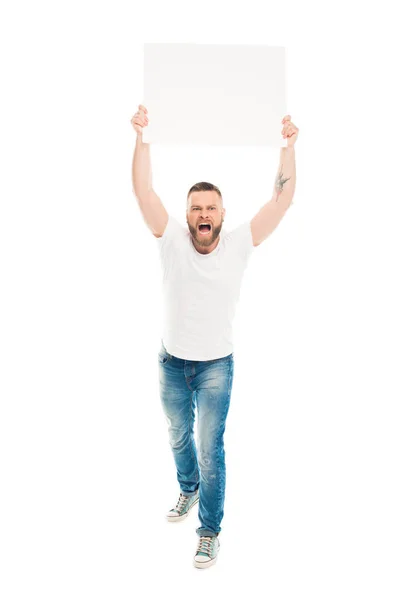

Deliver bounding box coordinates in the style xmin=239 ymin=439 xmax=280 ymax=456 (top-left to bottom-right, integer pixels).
xmin=275 ymin=166 xmax=291 ymax=199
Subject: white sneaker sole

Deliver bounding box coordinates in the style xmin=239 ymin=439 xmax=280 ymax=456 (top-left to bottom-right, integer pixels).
xmin=165 ymin=496 xmax=199 ymax=522
xmin=193 ymin=553 xmax=219 ymax=569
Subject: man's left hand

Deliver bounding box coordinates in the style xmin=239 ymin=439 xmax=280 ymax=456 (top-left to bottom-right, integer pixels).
xmin=281 ymin=115 xmax=299 ymax=147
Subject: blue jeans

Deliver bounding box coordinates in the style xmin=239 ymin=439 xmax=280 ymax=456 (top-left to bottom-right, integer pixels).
xmin=158 ymin=341 xmax=234 ymax=538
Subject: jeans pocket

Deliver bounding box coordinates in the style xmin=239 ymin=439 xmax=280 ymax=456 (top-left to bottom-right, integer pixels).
xmin=158 ymin=349 xmax=172 ymax=365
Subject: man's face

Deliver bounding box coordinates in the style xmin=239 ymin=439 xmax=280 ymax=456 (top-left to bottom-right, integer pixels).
xmin=186 ymin=191 xmax=225 ymax=248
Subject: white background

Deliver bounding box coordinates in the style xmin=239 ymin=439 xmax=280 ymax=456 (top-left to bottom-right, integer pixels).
xmin=1 ymin=1 xmax=399 ymax=598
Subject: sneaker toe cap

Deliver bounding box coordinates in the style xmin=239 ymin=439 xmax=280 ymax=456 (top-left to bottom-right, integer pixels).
xmin=194 ymin=554 xmax=210 ymax=563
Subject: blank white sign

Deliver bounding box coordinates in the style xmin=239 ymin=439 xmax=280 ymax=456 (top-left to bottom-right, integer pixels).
xmin=142 ymin=43 xmax=288 ymax=147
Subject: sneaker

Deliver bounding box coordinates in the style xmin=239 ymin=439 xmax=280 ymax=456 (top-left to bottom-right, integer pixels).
xmin=193 ymin=535 xmax=220 ymax=569
xmin=166 ymin=489 xmax=199 ymax=522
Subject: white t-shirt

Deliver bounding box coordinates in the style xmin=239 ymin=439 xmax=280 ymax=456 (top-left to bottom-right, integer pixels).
xmin=157 ymin=215 xmax=255 ymax=361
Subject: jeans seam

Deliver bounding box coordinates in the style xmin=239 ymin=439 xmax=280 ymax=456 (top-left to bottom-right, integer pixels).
xmin=216 ymin=358 xmax=233 ymax=523
xmin=188 ymin=391 xmax=199 ymax=486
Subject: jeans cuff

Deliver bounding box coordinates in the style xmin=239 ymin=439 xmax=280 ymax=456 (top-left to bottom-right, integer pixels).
xmin=181 ymin=488 xmax=199 ymax=497
xmin=196 ymin=527 xmax=219 ymax=538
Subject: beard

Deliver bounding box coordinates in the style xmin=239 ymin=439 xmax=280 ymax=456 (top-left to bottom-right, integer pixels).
xmin=187 ymin=218 xmax=224 ymax=247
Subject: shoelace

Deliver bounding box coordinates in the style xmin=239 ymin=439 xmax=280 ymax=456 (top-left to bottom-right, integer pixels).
xmin=196 ymin=536 xmax=214 ymax=557
xmin=175 ymin=493 xmax=190 ymax=513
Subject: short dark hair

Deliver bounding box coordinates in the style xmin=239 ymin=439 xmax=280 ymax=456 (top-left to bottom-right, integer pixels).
xmin=187 ymin=181 xmax=222 ymax=203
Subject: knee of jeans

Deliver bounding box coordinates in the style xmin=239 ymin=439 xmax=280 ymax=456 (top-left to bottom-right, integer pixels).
xmin=198 ymin=448 xmax=217 ymax=470
xmin=198 ymin=426 xmax=224 ymax=459
xmin=169 ymin=428 xmax=191 ymax=450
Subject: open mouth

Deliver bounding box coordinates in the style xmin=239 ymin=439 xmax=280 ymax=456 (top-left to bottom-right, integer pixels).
xmin=198 ymin=222 xmax=212 ymax=235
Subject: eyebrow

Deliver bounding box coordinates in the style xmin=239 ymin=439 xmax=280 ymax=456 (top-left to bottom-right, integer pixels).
xmin=191 ymin=205 xmax=217 ymax=208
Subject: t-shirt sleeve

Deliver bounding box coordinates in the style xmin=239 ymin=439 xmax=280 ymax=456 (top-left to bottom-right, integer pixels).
xmin=228 ymin=220 xmax=255 ymax=262
xmin=156 ymin=214 xmax=186 ymax=254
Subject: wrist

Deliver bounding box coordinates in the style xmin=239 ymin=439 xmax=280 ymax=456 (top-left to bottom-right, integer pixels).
xmin=136 ymin=132 xmax=148 ymax=147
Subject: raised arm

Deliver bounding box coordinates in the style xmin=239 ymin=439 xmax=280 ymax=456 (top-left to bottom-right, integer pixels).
xmin=131 ymin=105 xmax=168 ymax=238
xmin=250 ymin=115 xmax=299 ymax=247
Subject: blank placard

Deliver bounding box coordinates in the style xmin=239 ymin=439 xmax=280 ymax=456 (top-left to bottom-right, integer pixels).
xmin=142 ymin=43 xmax=288 ymax=147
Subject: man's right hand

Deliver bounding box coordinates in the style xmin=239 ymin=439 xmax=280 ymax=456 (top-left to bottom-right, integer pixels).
xmin=131 ymin=105 xmax=149 ymax=135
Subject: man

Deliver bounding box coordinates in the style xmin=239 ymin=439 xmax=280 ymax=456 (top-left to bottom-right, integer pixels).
xmin=131 ymin=105 xmax=299 ymax=568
